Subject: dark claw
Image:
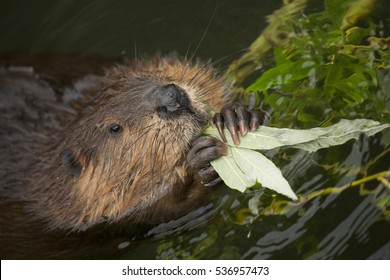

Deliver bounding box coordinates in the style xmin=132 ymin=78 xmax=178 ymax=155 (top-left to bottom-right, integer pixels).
xmin=222 ymin=105 xmax=240 ymax=145
xmin=198 ymin=166 xmax=222 ymax=187
xmin=233 ymin=103 xmax=250 ymax=136
xmin=204 ymin=177 xmax=222 ymax=187
xmin=212 ymin=113 xmax=227 ymax=143
xmin=250 ymin=110 xmax=263 ymax=131
xmin=213 ymin=102 xmax=264 ymax=145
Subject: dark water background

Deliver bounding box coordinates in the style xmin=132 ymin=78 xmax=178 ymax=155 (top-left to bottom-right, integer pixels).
xmin=0 ymin=0 xmax=283 ymax=63
xmin=0 ymin=0 xmax=389 ymax=259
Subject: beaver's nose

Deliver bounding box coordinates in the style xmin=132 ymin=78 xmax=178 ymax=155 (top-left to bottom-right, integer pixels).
xmin=150 ymin=84 xmax=192 ymax=119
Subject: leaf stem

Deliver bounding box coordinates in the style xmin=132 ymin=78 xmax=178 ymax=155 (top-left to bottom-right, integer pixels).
xmin=258 ymin=170 xmax=390 ymax=217
xmin=301 ymin=171 xmax=390 ymax=202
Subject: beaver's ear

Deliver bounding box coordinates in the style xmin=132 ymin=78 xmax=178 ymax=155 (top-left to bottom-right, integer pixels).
xmin=60 ymin=149 xmax=83 ymax=177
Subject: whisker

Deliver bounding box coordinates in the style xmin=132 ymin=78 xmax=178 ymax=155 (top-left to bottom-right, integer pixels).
xmin=188 ymin=48 xmax=248 ymax=88
xmin=160 ymin=132 xmax=167 ymax=185
xmin=188 ymin=5 xmax=217 ymax=63
xmin=129 ymin=121 xmax=157 ymax=135
xmin=125 ymin=123 xmax=156 ymax=151
xmin=180 ymin=5 xmax=218 ymax=84
xmin=164 ymin=136 xmax=180 ymax=187
xmin=149 ymin=128 xmax=160 ymax=187
xmin=184 ymin=42 xmax=192 ymax=61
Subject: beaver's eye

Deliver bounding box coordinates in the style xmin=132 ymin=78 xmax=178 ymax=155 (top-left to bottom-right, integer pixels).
xmin=109 ymin=124 xmax=123 ymax=135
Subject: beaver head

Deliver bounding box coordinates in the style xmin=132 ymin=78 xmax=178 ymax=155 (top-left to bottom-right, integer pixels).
xmin=28 ymin=56 xmax=231 ymax=231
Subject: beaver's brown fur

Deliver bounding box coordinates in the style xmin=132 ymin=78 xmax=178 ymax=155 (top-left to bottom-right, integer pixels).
xmin=0 ymin=53 xmax=263 ymax=259
xmin=42 ymin=58 xmax=233 ymax=230
xmin=1 ymin=53 xmax=230 ymax=228
xmin=0 ymin=53 xmax=235 ymax=258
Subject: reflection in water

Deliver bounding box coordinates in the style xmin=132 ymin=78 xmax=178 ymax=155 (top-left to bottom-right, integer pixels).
xmin=311 ymin=193 xmax=382 ymax=259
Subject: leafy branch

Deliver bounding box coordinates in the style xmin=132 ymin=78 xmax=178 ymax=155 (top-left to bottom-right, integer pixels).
xmin=207 ymin=0 xmax=389 ymax=218
xmin=205 ymin=119 xmax=389 ymax=200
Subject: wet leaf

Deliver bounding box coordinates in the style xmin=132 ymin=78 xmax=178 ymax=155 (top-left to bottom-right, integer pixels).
xmin=210 ymin=149 xmax=254 ymax=193
xmin=206 ymin=119 xmax=389 ymax=199
xmin=205 ymin=119 xmax=390 ymax=152
xmin=205 ymin=126 xmax=318 ymax=150
xmin=289 ymin=119 xmax=390 ymax=152
xmin=211 ymin=146 xmax=298 ymax=200
xmin=231 ymin=147 xmax=298 ymax=200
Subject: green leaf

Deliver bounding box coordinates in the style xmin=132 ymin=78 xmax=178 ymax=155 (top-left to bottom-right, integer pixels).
xmin=205 ymin=119 xmax=389 ymax=200
xmin=211 ymin=146 xmax=298 ymax=200
xmin=231 ymin=147 xmax=298 ymax=200
xmin=289 ymin=119 xmax=390 ymax=152
xmin=204 ymin=126 xmax=318 ymax=150
xmin=205 ymin=119 xmax=390 ymax=152
xmin=247 ymin=60 xmax=315 ymax=92
xmin=210 ymin=149 xmax=254 ymax=193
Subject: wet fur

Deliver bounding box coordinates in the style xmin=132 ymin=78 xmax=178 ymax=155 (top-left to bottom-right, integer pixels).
xmin=0 ymin=54 xmax=231 ymax=238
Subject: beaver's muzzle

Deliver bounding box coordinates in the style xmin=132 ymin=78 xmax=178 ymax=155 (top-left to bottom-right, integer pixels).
xmin=148 ymin=83 xmax=193 ymax=119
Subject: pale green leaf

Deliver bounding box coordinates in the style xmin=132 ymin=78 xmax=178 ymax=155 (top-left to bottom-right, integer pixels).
xmin=204 ymin=118 xmax=390 ymax=152
xmin=207 ymin=118 xmax=389 ymax=200
xmin=288 ymin=119 xmax=390 ymax=152
xmin=204 ymin=126 xmax=318 ymax=150
xmin=210 ymin=148 xmax=254 ymax=193
xmin=230 ymin=147 xmax=298 ymax=200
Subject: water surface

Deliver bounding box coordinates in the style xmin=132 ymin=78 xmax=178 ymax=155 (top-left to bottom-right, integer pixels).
xmin=0 ymin=0 xmax=389 ymax=259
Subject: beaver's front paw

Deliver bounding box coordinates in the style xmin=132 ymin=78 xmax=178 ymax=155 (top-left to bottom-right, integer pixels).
xmin=187 ymin=136 xmax=227 ymax=187
xmin=212 ymin=102 xmax=264 ymax=145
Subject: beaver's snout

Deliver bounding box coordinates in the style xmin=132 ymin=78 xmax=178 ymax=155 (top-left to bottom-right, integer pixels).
xmin=149 ymin=83 xmax=193 ymax=119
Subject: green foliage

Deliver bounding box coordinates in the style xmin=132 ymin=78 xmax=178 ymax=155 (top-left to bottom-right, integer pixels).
xmin=246 ymin=0 xmax=390 ymax=128
xmin=152 ymin=0 xmax=390 ymax=260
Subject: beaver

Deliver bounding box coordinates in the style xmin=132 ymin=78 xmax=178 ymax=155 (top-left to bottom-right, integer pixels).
xmin=0 ymin=53 xmax=262 ymax=258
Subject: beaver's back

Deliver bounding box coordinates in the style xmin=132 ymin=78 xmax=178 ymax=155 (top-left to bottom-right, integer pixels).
xmin=0 ymin=67 xmax=57 ymax=190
